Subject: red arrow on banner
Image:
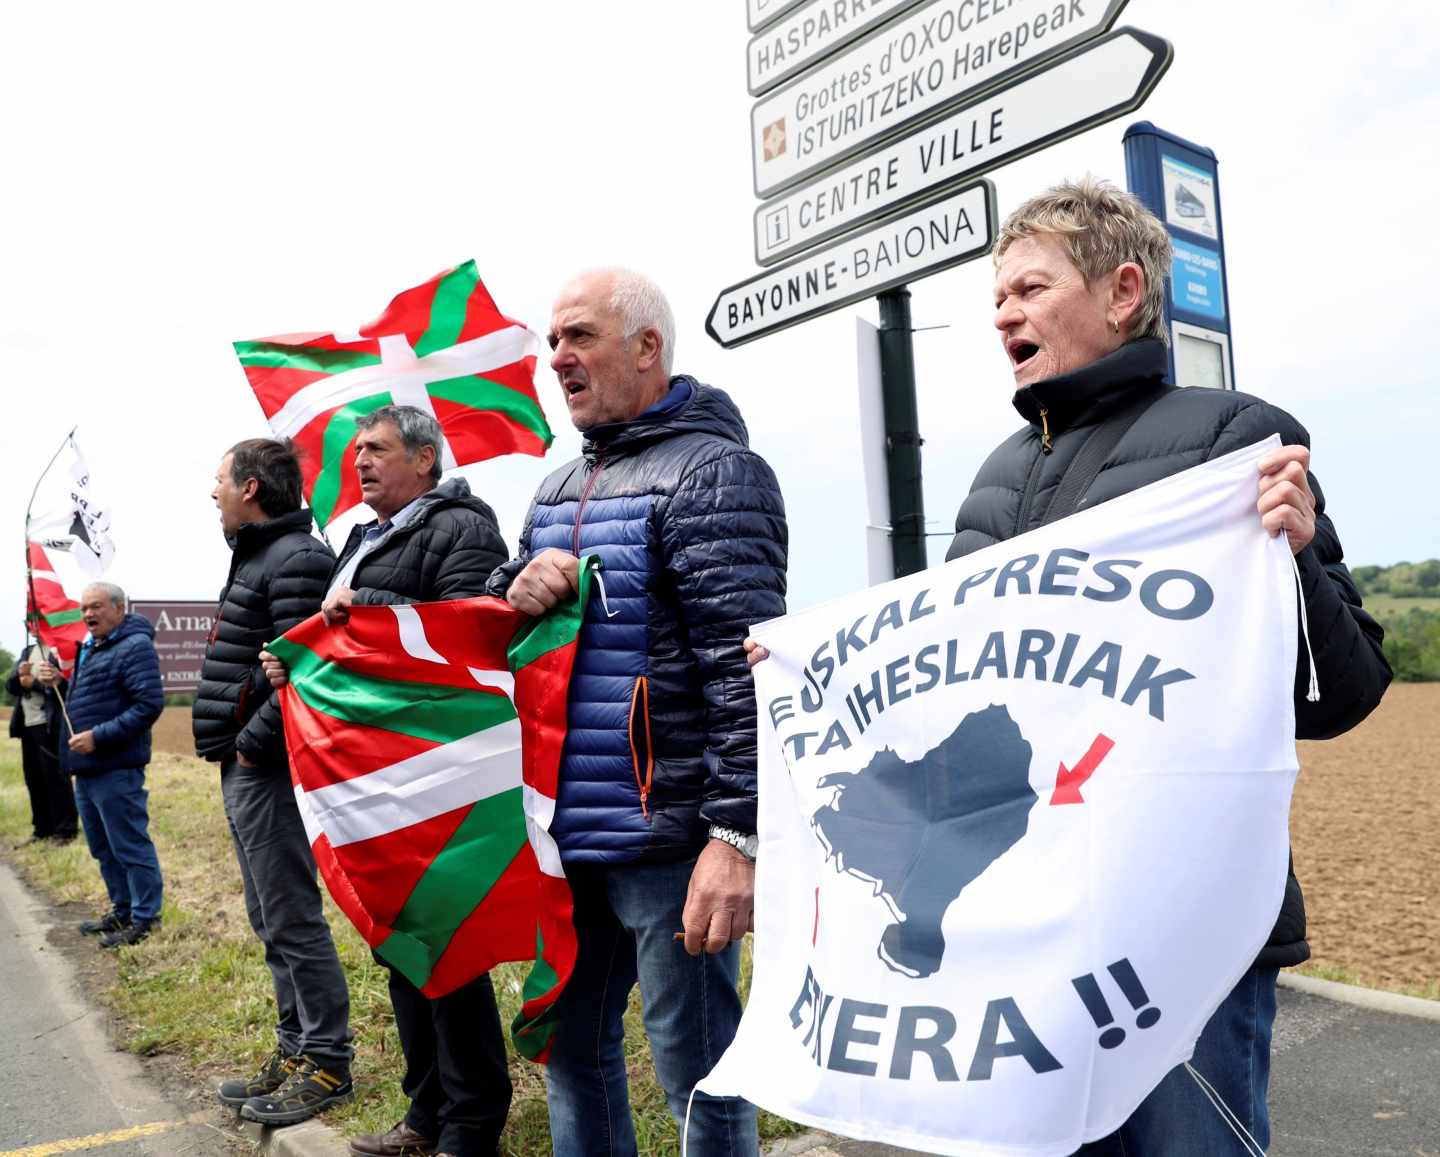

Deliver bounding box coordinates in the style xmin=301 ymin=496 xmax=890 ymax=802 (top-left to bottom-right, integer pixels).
xmin=1051 ymin=734 xmax=1115 ymax=806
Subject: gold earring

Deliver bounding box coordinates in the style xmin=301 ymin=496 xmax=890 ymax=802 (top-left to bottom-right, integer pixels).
xmin=1111 ymin=318 xmax=1120 ymax=334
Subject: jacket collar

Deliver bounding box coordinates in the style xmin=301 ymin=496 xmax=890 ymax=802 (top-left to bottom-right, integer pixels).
xmin=1011 ymin=338 xmax=1168 ymax=436
xmin=227 ymin=508 xmax=314 ymax=554
xmin=581 ymin=377 xmax=748 ymax=460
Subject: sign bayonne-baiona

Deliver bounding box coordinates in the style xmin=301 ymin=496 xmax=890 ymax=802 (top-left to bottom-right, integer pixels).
xmin=751 ymin=0 xmax=1130 ymax=197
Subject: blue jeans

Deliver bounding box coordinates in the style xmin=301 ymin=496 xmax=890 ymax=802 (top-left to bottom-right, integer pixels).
xmin=73 ymin=767 xmax=164 ymax=923
xmin=1075 ymin=965 xmax=1278 ymax=1156
xmin=545 ymin=855 xmax=759 ymax=1157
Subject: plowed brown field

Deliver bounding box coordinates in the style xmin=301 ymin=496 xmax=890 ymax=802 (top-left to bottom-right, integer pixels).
xmin=1294 ymin=682 xmax=1440 ymax=993
xmin=145 ymin=688 xmax=1440 ymax=994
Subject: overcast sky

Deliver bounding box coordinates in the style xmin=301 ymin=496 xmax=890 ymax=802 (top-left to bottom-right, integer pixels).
xmin=6 ymin=0 xmax=1437 ymax=654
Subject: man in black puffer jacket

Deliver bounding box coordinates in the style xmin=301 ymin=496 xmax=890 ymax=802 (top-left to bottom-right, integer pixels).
xmin=490 ymin=270 xmax=787 ymax=1157
xmin=260 ymin=406 xmax=511 ymax=1156
xmin=194 ymin=438 xmax=353 ymax=1126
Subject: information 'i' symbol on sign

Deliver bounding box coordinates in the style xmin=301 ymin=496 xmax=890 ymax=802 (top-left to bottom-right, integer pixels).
xmin=1071 ymin=958 xmax=1162 ymax=1049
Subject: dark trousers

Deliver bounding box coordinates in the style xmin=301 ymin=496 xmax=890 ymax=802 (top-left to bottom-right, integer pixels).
xmin=390 ymin=964 xmax=513 ymax=1157
xmin=18 ymin=725 xmax=78 ymax=839
xmin=222 ymin=760 xmax=353 ymax=1071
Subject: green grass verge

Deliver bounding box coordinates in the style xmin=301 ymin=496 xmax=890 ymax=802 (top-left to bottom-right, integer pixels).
xmin=1293 ymin=961 xmax=1440 ymax=1002
xmin=0 ymin=739 xmax=802 ymax=1154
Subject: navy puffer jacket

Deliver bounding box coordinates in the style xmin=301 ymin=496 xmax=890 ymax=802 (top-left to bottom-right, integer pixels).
xmin=488 ymin=378 xmax=788 ymax=864
xmin=947 ymin=339 xmax=1391 ymax=967
xmin=60 ymin=614 xmax=165 ymax=776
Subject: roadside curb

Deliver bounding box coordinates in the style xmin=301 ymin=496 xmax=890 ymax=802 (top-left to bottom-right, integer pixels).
xmin=236 ymin=1115 xmax=351 ymax=1157
xmin=1279 ymin=971 xmax=1440 ymax=1021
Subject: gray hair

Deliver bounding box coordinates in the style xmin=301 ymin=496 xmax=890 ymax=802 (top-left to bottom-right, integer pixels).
xmin=355 ymin=405 xmax=444 ymax=482
xmin=601 ymin=269 xmax=676 ymax=377
xmin=84 ymin=582 xmax=127 ymax=610
xmin=994 ymin=176 xmax=1173 ymax=344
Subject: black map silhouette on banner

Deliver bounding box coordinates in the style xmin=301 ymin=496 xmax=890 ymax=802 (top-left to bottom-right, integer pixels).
xmin=812 ymin=704 xmax=1037 ymax=978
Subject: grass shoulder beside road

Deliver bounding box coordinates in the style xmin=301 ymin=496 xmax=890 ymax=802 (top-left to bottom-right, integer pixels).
xmin=0 ymin=721 xmax=800 ymax=1156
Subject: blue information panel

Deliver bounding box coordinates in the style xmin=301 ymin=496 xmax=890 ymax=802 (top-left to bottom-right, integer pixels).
xmin=1123 ymin=122 xmax=1236 ymax=389
xmin=1170 ymin=238 xmax=1225 ymax=322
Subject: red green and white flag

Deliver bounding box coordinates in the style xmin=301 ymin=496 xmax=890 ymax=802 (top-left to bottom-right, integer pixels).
xmin=271 ymin=560 xmax=597 ymax=1062
xmin=25 ymin=541 xmax=87 ymax=672
xmin=235 ymin=261 xmax=553 ymax=528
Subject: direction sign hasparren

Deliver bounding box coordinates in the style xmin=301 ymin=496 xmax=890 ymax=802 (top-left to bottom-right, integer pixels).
xmin=750 ymin=0 xmax=1129 ymax=197
xmin=707 ymin=180 xmax=996 ymax=348
xmin=748 ymin=0 xmax=926 ymax=96
xmin=754 ymin=27 xmax=1170 ymax=264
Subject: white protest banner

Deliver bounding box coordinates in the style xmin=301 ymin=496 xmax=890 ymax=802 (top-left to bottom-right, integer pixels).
xmin=700 ymin=438 xmax=1301 ymax=1155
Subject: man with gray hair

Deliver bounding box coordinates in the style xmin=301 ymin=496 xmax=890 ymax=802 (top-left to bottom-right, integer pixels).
xmin=260 ymin=404 xmax=513 ymax=1153
xmin=490 ymin=268 xmax=787 ymax=1155
xmin=36 ymin=582 xmax=165 ymax=949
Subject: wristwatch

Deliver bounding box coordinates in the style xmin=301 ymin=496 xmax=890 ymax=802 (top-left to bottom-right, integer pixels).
xmin=709 ymin=825 xmax=758 ymax=861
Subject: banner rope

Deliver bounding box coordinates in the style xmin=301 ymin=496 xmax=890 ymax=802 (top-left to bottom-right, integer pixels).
xmin=1289 ymin=542 xmax=1320 ymax=702
xmin=1183 ymin=1062 xmax=1267 ymax=1156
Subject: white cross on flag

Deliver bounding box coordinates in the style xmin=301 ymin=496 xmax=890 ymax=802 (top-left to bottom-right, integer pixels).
xmin=700 ymin=438 xmax=1302 ymax=1155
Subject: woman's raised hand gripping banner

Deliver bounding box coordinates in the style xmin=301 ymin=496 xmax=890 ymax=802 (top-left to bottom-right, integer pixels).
xmin=700 ymin=439 xmax=1301 ymax=1155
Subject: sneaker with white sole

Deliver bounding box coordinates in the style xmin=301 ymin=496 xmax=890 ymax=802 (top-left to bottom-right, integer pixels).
xmin=240 ymin=1055 xmax=353 ymax=1125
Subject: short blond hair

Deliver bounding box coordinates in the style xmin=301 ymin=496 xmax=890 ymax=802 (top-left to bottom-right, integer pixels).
xmin=994 ymin=176 xmax=1173 ymax=344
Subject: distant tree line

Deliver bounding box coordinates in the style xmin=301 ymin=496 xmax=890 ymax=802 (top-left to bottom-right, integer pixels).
xmin=1353 ymin=560 xmax=1440 ymax=682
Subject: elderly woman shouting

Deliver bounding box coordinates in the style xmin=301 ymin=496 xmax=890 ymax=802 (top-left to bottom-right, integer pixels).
xmin=948 ymin=178 xmax=1390 ymax=1154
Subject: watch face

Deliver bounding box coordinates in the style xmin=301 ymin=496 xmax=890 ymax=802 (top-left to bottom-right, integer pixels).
xmin=741 ymin=834 xmax=759 ymax=859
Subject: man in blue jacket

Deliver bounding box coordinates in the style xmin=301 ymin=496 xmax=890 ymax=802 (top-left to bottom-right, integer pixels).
xmin=37 ymin=582 xmax=165 ymax=948
xmin=489 ymin=269 xmax=788 ymax=1156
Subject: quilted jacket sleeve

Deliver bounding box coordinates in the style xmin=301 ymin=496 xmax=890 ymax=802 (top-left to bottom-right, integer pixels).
xmin=236 ymin=539 xmax=334 ymax=764
xmin=1209 ymin=402 xmax=1391 ymax=738
xmin=661 ymin=448 xmax=788 ymax=835
xmin=90 ymin=638 xmax=164 ymax=750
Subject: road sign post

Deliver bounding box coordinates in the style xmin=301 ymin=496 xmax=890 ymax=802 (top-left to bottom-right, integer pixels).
xmin=877 ymin=286 xmax=927 ymax=577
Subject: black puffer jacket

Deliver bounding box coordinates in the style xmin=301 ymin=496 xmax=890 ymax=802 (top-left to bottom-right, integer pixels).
xmin=333 ymin=477 xmax=506 ymax=605
xmin=947 ymin=339 xmax=1391 ymax=967
xmin=193 ymin=510 xmax=334 ymax=766
xmin=488 ymin=379 xmax=788 ymax=863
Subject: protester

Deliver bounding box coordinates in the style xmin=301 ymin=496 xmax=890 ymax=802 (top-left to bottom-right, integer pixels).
xmin=192 ymin=438 xmax=354 ymax=1125
xmin=260 ymin=405 xmax=511 ymax=1155
xmin=487 ymin=269 xmax=787 ymax=1156
xmin=36 ymin=583 xmax=166 ymax=948
xmin=754 ymin=177 xmax=1388 ymax=1154
xmin=7 ymin=643 xmax=79 ymax=845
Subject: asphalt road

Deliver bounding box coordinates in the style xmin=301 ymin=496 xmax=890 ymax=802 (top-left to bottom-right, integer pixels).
xmin=775 ymin=984 xmax=1440 ymax=1157
xmin=0 ymin=861 xmax=234 ymax=1157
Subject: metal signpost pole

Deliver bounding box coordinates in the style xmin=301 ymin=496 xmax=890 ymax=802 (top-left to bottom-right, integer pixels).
xmin=877 ymin=286 xmax=926 ymax=578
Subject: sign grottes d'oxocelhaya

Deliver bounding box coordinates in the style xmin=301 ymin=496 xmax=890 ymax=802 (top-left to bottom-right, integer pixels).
xmin=699 ymin=439 xmax=1300 ymax=1154
xmin=750 ymin=0 xmax=1131 ymax=198
xmin=753 ymin=26 xmax=1170 ymax=265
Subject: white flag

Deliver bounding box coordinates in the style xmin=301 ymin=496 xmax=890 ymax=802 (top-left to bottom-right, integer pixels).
xmin=32 ymin=437 xmax=115 ymax=576
xmin=700 ymin=438 xmax=1300 ymax=1155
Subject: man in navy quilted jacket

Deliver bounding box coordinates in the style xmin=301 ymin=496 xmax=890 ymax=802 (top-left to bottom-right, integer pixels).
xmin=488 ymin=269 xmax=788 ymax=1156
xmin=37 ymin=582 xmax=165 ymax=948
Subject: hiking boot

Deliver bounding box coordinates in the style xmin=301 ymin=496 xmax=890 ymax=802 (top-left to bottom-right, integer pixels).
xmin=217 ymin=1048 xmax=299 ymax=1108
xmin=240 ymin=1055 xmax=352 ymax=1125
xmin=347 ymin=1121 xmax=437 ymax=1157
xmin=99 ymin=918 xmax=159 ymax=949
xmin=80 ymin=910 xmax=129 ymax=936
